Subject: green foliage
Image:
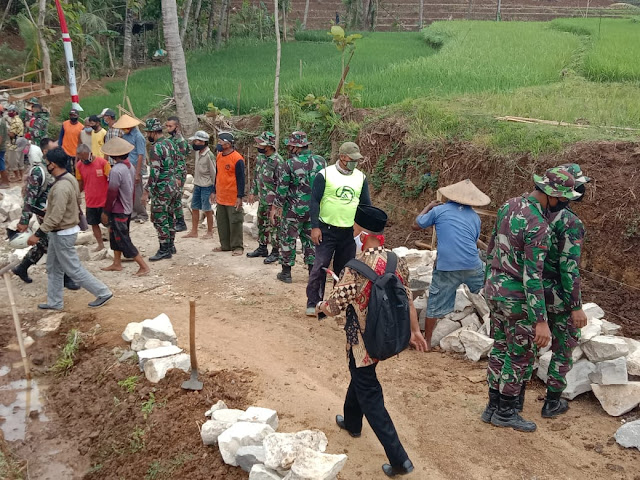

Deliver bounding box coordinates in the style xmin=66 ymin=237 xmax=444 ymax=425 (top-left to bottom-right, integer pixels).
xmin=207 ymin=103 xmax=232 ymax=117
xmin=0 ymin=43 xmax=28 ymax=79
xmin=51 ymin=329 xmax=81 ymax=375
xmin=294 ymin=30 xmax=334 ymax=42
xmin=118 ymin=375 xmax=140 ymax=394
xmin=370 ymin=148 xmax=438 ymax=198
xmin=625 ymin=214 xmax=640 ymax=238
xmin=130 ymin=427 xmax=146 ymax=453
xmin=145 ymin=454 xmax=194 ymax=480
xmin=328 ymin=25 xmax=363 ymax=52
xmin=230 ymin=1 xmax=275 ymax=39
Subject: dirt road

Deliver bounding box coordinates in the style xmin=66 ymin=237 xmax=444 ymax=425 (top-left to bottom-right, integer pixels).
xmin=1 ymin=218 xmax=639 ymax=479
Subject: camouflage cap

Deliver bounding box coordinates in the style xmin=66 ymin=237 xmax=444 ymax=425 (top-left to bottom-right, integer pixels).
xmin=284 ymin=131 xmax=310 ymax=147
xmin=533 ymin=167 xmax=582 ymax=200
xmin=28 ymin=97 xmax=39 ymax=104
xmin=144 ymin=117 xmax=163 ymax=132
xmin=254 ymin=131 xmax=276 ymax=147
xmin=559 ymin=163 xmax=591 ymax=186
xmin=7 ymin=104 xmax=17 ymax=112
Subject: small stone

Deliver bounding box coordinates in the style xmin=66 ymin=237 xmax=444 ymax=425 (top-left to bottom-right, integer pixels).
xmin=75 ymin=231 xmax=95 ymax=245
xmin=143 ymin=353 xmax=190 ymax=383
xmin=600 ymin=319 xmax=622 ymax=336
xmin=288 ymin=448 xmax=348 ymax=480
xmin=140 ymin=313 xmax=177 ymax=344
xmin=459 ymin=330 xmax=494 ymax=362
xmin=131 ymin=334 xmax=146 ymax=352
xmin=35 ymin=313 xmax=64 ymax=337
xmin=583 ymin=303 xmax=605 ymax=321
xmin=591 ymin=382 xmax=640 ymax=416
xmin=122 ymin=322 xmax=143 ymax=342
xmin=218 ymin=422 xmax=275 ymax=466
xmin=614 ymin=419 xmax=640 ymax=451
xmin=118 ymin=350 xmax=135 ymax=363
xmin=263 ymin=431 xmax=328 ymax=471
xmin=249 ymin=464 xmax=283 ymax=480
xmin=237 ymin=446 xmax=267 ymax=472
xmin=430 ymin=318 xmax=461 ymax=348
xmin=627 ymin=349 xmax=640 ymax=377
xmin=205 ymin=400 xmax=228 ymax=417
xmin=588 ymin=357 xmax=628 ymax=385
xmin=212 ymin=408 xmax=245 ymax=424
xmin=137 ymin=345 xmax=183 ymax=370
xmin=238 ymin=406 xmax=279 ymax=430
xmin=582 ymin=336 xmax=629 ymax=362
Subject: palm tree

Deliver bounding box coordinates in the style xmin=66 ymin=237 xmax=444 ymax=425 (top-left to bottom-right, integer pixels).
xmin=123 ymin=4 xmax=133 ymax=69
xmin=37 ymin=0 xmax=52 ymax=87
xmin=273 ymin=0 xmax=281 ymax=144
xmin=161 ymin=0 xmax=198 ymax=135
xmin=180 ymin=0 xmax=193 ymax=42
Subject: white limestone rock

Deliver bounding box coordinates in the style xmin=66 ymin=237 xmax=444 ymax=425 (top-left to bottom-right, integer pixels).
xmin=591 ymin=382 xmax=640 ymax=416
xmin=143 ymin=339 xmax=173 ymax=350
xmin=122 ymin=322 xmax=143 ymax=342
xmin=238 ymin=406 xmax=279 ymax=430
xmin=448 ymin=306 xmax=475 ymax=322
xmin=35 ymin=313 xmax=64 ymax=338
xmin=201 ymin=419 xmax=235 ymax=446
xmin=580 ymin=318 xmax=603 ymax=343
xmin=244 ymin=213 xmax=256 ymax=223
xmin=249 ymin=464 xmax=284 ymax=480
xmin=563 ymin=359 xmax=598 ymax=399
xmin=583 ymin=302 xmax=605 ymax=321
xmin=536 ymin=351 xmax=553 ymax=383
xmin=140 ymin=313 xmax=177 ymax=344
xmin=392 ymin=247 xmax=434 ymax=268
xmin=588 ymin=357 xmax=628 ymax=385
xmin=463 ymin=284 xmax=490 ymax=319
xmin=287 ymin=448 xmax=347 ymax=480
xmin=131 ymin=334 xmax=146 ymax=352
xmin=413 ymin=295 xmax=427 ymax=317
xmin=143 ymin=353 xmax=190 ymax=383
xmin=459 ymin=330 xmax=494 ymax=362
xmin=600 ymin=319 xmax=622 ymax=336
xmin=137 ymin=345 xmax=183 ymax=370
xmin=205 ymin=400 xmax=228 ymax=417
xmin=626 ymin=349 xmax=640 ymax=377
xmin=439 ymin=327 xmax=469 ymax=353
xmin=623 ymin=338 xmax=640 ymax=356
xmin=615 ymin=420 xmax=640 ymax=451
xmin=75 ymin=245 xmax=91 ymax=261
xmin=572 ymin=345 xmax=584 ymax=363
xmin=213 ymin=408 xmax=245 ymax=424
xmin=263 ymin=431 xmax=328 ymax=471
xmin=237 ymin=446 xmax=267 ymax=473
xmin=218 ymin=422 xmax=275 ymax=467
xmin=460 ymin=313 xmax=482 ymax=332
xmin=453 ymin=287 xmax=473 ymax=312
xmin=430 ymin=318 xmax=461 ymax=348
xmin=582 ymin=336 xmax=629 ymax=362
xmin=185 ymin=174 xmax=194 ymax=185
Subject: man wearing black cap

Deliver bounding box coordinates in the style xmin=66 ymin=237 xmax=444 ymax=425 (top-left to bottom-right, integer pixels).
xmin=318 ymin=204 xmax=427 ymax=478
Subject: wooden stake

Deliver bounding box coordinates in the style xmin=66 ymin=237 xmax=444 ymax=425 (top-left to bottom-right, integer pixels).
xmin=430 ymin=191 xmax=442 ymax=250
xmin=4 ymin=273 xmax=31 ymax=380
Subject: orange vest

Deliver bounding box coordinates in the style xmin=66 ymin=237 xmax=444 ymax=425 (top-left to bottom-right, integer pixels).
xmin=216 ymin=150 xmax=244 ymax=206
xmin=61 ymin=120 xmax=84 ymax=157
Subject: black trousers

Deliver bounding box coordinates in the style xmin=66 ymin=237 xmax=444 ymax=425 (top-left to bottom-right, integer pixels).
xmin=343 ymin=351 xmax=409 ymax=466
xmin=306 ymin=222 xmax=355 ymax=308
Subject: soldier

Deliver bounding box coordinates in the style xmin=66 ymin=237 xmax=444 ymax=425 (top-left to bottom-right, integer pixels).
xmin=27 ymin=104 xmax=50 ymax=147
xmin=141 ymin=118 xmax=179 ymax=261
xmin=538 ymin=163 xmax=590 ymax=418
xmin=246 ymin=131 xmax=283 ymax=264
xmin=165 ymin=116 xmax=190 ymax=232
xmin=6 ymin=105 xmax=25 ymax=182
xmin=482 ymin=167 xmax=581 ymax=433
xmin=0 ymin=105 xmax=9 ymax=188
xmin=272 ymin=131 xmax=326 ymax=283
xmin=19 ymin=97 xmax=38 ymax=127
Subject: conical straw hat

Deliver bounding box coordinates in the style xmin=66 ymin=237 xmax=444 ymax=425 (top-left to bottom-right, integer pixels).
xmin=438 ymin=179 xmax=490 ymax=207
xmin=113 ymin=113 xmax=142 ymax=129
xmin=102 ymin=137 xmax=134 ymax=157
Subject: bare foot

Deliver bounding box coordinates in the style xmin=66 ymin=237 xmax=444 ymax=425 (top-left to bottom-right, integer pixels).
xmin=232 ymin=249 xmax=243 ymax=256
xmin=134 ymin=267 xmax=150 ymax=277
xmin=213 ymin=247 xmax=230 ymax=252
xmin=202 ymin=232 xmax=214 ymax=239
xmin=93 ymin=245 xmax=105 ymax=252
xmin=183 ymin=231 xmax=198 ymax=238
xmin=101 ymin=264 xmax=122 ymax=272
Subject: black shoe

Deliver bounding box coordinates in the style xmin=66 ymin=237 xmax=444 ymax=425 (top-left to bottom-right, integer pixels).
xmin=12 ymin=259 xmax=34 ymax=283
xmin=264 ymin=249 xmax=279 ymax=264
xmin=38 ymin=303 xmax=63 ymax=311
xmin=516 ymin=382 xmax=526 ymax=413
xmin=481 ymin=388 xmax=500 ymax=423
xmin=174 ymin=219 xmax=187 ymax=232
xmin=149 ymin=244 xmax=172 ymax=262
xmin=335 ymin=415 xmax=361 ymax=438
xmin=277 ymin=266 xmax=292 ymax=284
xmin=541 ymin=391 xmax=569 ymax=418
xmin=89 ymin=294 xmax=113 ymax=308
xmin=491 ymin=394 xmax=536 ymax=432
xmin=247 ymin=244 xmax=268 ymax=258
xmin=382 ymin=460 xmax=414 ymax=477
xmin=64 ymin=275 xmax=80 ymax=291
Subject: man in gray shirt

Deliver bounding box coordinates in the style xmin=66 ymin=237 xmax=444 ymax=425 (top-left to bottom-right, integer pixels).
xmin=115 ymin=114 xmax=148 ymax=222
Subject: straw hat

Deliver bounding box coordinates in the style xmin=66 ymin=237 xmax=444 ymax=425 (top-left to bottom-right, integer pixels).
xmin=113 ymin=114 xmax=142 ymax=129
xmin=102 ymin=137 xmax=134 ymax=157
xmin=438 ymin=179 xmax=490 ymax=207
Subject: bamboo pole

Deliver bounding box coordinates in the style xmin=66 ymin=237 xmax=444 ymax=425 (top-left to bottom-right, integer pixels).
xmin=430 ymin=191 xmax=442 ymax=250
xmin=4 ymin=272 xmax=31 ymax=380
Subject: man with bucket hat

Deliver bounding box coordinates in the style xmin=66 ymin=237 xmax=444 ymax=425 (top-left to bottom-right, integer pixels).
xmin=412 ymin=179 xmax=490 ymax=350
xmin=246 ymin=131 xmax=283 ymax=263
xmin=114 ymin=114 xmax=148 ymax=223
xmin=482 ymin=166 xmax=581 ymax=433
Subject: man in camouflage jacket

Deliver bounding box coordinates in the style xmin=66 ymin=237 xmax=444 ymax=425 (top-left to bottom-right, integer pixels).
xmin=246 ymin=131 xmax=283 ymax=264
xmin=142 ymin=118 xmax=179 ymax=261
xmin=272 ymin=131 xmax=326 ymax=283
xmin=166 ymin=116 xmax=190 ymax=232
xmin=481 ymin=166 xmax=581 ymax=433
xmin=28 ymin=104 xmax=50 ymax=146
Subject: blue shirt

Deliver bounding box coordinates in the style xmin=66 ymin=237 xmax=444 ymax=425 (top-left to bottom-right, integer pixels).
xmin=122 ymin=128 xmax=146 ymax=168
xmin=416 ymin=201 xmax=481 ymax=271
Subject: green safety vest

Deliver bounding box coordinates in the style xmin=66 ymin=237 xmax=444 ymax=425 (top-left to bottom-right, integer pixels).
xmin=319 ymin=164 xmax=365 ymax=228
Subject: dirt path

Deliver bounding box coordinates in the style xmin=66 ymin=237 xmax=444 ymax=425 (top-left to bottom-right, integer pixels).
xmin=1 ymin=218 xmax=639 ymax=479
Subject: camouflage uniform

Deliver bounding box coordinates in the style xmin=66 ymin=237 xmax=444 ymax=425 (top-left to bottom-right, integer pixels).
xmin=20 ymin=163 xmax=54 ymax=264
xmin=145 ymin=119 xmax=178 ymax=245
xmin=28 ymin=111 xmax=50 ymax=146
xmin=169 ymin=133 xmax=190 ymax=225
xmin=251 ymin=132 xmax=283 ymax=249
xmin=7 ymin=112 xmax=24 ymax=172
xmin=274 ymin=135 xmax=326 ymax=266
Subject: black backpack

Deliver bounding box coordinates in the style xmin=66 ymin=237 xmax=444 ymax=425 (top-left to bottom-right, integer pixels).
xmin=345 ymin=252 xmax=411 ymax=360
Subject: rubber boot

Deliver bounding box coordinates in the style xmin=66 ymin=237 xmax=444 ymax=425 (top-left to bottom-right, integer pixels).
xmin=12 ymin=257 xmax=35 ymax=283
xmin=247 ymin=244 xmax=268 ymax=258
xmin=515 ymin=382 xmax=527 ymax=412
xmin=64 ymin=275 xmax=80 ymax=290
xmin=174 ymin=217 xmax=187 ymax=232
xmin=490 ymin=394 xmax=537 ymax=432
xmin=541 ymin=390 xmax=569 ymax=418
xmin=277 ymin=265 xmax=292 ymax=284
xmin=264 ymin=247 xmax=279 ymax=264
xmin=480 ymin=388 xmax=500 ymax=423
xmin=149 ymin=243 xmax=172 ymax=262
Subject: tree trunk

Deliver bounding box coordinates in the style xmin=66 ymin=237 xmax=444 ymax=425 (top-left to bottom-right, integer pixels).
xmin=283 ymin=9 xmax=287 ymax=42
xmin=192 ymin=0 xmax=203 ymax=47
xmin=123 ymin=6 xmax=133 ymax=69
xmin=180 ymin=0 xmax=193 ymax=43
xmin=302 ymin=0 xmax=309 ymax=29
xmin=273 ymin=0 xmax=281 ymax=145
xmin=419 ymin=0 xmax=424 ymax=28
xmin=161 ymin=0 xmax=198 ymax=135
xmin=215 ymin=0 xmax=228 ymax=49
xmin=207 ymin=0 xmax=216 ymax=42
xmin=37 ymin=0 xmax=52 ymax=87
xmin=496 ymin=0 xmax=501 ymax=21
xmin=0 ymin=0 xmax=14 ymax=33
xmin=466 ymin=0 xmax=473 ymax=19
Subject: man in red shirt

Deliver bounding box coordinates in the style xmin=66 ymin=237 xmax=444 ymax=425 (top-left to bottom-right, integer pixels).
xmin=75 ymin=143 xmax=111 ymax=251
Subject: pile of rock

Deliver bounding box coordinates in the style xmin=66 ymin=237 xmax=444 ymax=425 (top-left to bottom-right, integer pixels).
xmin=201 ymin=402 xmax=347 ymax=480
xmin=0 ymin=187 xmax=23 ymax=223
xmin=121 ymin=313 xmax=190 ymax=383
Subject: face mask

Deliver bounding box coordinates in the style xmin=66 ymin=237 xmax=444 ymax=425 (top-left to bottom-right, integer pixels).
xmin=216 ymin=144 xmax=224 ymax=152
xmin=147 ymin=136 xmax=156 ymax=144
xmin=354 ymin=233 xmax=364 ymax=252
xmin=257 ymin=147 xmax=266 ymax=154
xmin=84 ymin=127 xmax=92 ymax=133
xmin=192 ymin=143 xmax=205 ymax=151
xmin=548 ymin=198 xmax=569 ymax=213
xmin=345 ymin=160 xmax=358 ymax=171
xmin=70 ymin=117 xmax=78 ymax=124
xmin=93 ymin=125 xmax=101 ymax=132
xmin=46 ymin=163 xmax=55 ymax=173
xmin=81 ymin=155 xmax=93 ymax=165
xmin=8 ymin=112 xmax=15 ymax=118
xmin=574 ymin=184 xmax=585 ymax=203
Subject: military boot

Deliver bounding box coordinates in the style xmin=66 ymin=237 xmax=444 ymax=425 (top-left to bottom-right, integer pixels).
xmin=12 ymin=257 xmax=35 ymax=283
xmin=490 ymin=394 xmax=537 ymax=432
xmin=541 ymin=391 xmax=569 ymax=418
xmin=264 ymin=247 xmax=279 ymax=264
xmin=515 ymin=382 xmax=527 ymax=412
xmin=247 ymin=244 xmax=268 ymax=258
xmin=277 ymin=265 xmax=292 ymax=284
xmin=174 ymin=218 xmax=188 ymax=232
xmin=149 ymin=243 xmax=172 ymax=261
xmin=170 ymin=239 xmax=177 ymax=254
xmin=480 ymin=388 xmax=500 ymax=423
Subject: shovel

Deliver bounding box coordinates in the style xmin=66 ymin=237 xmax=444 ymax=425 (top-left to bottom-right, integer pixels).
xmin=181 ymin=298 xmax=203 ymax=391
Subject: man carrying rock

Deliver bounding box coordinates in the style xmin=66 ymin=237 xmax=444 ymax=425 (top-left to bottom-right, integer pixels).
xmin=412 ymin=179 xmax=489 ymax=350
xmin=482 ymin=167 xmax=581 ymax=432
xmin=27 ymin=147 xmax=112 ymax=310
xmin=166 ymin=116 xmax=190 ymax=232
xmin=306 ymin=141 xmax=371 ymax=316
xmin=246 ymin=131 xmax=282 ymax=264
xmin=272 ymin=131 xmax=325 ymax=283
xmin=317 ymin=205 xmax=427 ymax=477
xmin=115 ymin=114 xmax=148 ymax=223
xmin=142 ymin=118 xmax=179 ymax=261
xmin=6 ymin=105 xmax=25 ymax=182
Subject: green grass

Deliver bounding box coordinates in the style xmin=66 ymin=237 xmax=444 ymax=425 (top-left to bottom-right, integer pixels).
xmin=51 ymin=329 xmax=81 ymax=375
